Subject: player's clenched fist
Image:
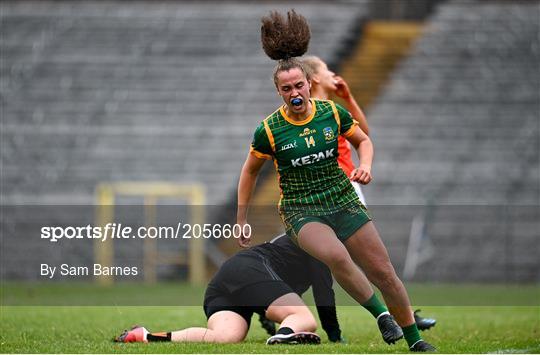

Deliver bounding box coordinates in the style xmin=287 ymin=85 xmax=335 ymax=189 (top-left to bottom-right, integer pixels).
xmin=350 ymin=164 xmax=372 ymax=185
xmin=333 ymin=76 xmax=352 ymax=100
xmin=236 ymin=221 xmax=251 ymax=248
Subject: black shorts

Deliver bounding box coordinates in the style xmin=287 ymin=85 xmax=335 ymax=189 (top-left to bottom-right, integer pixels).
xmin=203 ymin=253 xmax=294 ymax=326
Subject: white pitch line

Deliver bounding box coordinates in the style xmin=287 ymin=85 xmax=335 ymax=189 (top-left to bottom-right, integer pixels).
xmin=487 ymin=347 xmax=538 ymax=354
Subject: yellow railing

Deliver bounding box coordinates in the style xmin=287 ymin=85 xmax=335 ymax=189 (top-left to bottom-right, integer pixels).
xmin=340 ymin=21 xmax=424 ymax=109
xmin=94 ymin=182 xmax=206 ymax=285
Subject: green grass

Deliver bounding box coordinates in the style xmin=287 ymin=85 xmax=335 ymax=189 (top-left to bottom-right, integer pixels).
xmin=1 ymin=283 xmax=539 ymax=353
xmin=2 ymin=282 xmax=539 ymax=306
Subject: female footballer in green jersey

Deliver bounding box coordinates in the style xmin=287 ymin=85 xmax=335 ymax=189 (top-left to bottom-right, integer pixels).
xmin=236 ymin=10 xmax=435 ymax=352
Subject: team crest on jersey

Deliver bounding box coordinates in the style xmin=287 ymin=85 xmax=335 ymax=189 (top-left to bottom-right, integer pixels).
xmin=323 ymin=127 xmax=335 ymax=141
xmin=299 ymin=127 xmax=317 ymax=137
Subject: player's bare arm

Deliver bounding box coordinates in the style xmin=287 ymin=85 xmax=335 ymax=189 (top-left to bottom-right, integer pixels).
xmin=345 ymin=127 xmax=373 ymax=185
xmin=237 ymin=153 xmax=266 ymax=247
xmin=333 ymin=76 xmax=369 ymax=135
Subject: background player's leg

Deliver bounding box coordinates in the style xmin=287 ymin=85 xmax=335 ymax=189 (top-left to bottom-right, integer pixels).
xmin=265 ymin=292 xmax=317 ymax=332
xmin=297 ymin=222 xmax=374 ymax=304
xmin=170 ymin=310 xmax=248 ymax=343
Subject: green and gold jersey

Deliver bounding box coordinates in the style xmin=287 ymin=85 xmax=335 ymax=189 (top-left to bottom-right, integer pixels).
xmin=251 ymin=99 xmax=360 ymax=214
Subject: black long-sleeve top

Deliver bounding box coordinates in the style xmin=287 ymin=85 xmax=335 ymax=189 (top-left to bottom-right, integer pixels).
xmin=245 ymin=234 xmax=341 ymax=340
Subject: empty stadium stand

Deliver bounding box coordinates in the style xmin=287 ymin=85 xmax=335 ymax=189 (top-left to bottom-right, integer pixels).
xmin=2 ymin=0 xmax=538 ymax=283
xmin=364 ymin=0 xmax=539 ymax=281
xmin=0 ymin=1 xmax=369 ymax=279
xmin=1 ymin=1 xmax=368 ymax=205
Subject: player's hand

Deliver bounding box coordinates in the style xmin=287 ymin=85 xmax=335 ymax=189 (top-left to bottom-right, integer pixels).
xmin=350 ymin=164 xmax=372 ymax=185
xmin=333 ymin=76 xmax=352 ymax=99
xmin=236 ymin=220 xmax=251 ymax=248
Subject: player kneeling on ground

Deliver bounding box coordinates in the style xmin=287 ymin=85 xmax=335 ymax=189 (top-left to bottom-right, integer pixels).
xmin=115 ymin=244 xmax=321 ymax=345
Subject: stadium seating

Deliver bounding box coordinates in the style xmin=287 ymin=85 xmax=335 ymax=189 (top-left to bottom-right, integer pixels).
xmin=2 ymin=0 xmax=538 ymax=282
xmin=0 ymin=1 xmax=369 ymax=279
xmin=2 ymin=1 xmax=368 ymax=205
xmin=364 ymin=0 xmax=539 ymax=281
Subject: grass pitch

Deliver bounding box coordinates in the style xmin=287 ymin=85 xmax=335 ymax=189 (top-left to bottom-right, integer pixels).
xmin=1 ymin=283 xmax=539 ymax=353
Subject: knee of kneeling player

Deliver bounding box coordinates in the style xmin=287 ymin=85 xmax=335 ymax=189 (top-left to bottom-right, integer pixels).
xmin=303 ymin=312 xmax=318 ymax=332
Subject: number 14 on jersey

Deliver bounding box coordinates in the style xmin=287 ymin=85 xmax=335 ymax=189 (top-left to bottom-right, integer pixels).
xmin=305 ymin=136 xmax=316 ymax=148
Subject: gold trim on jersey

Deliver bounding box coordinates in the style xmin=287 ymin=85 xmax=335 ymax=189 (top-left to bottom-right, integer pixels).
xmin=263 ymin=120 xmax=276 ymax=153
xmin=261 ymin=110 xmax=284 ymax=206
xmin=250 ymin=146 xmax=272 ymax=160
xmin=329 ymin=100 xmax=341 ymax=133
xmin=279 ymin=99 xmax=317 ymax=126
xmin=342 ymin=123 xmax=358 ymax=138
xmin=273 ymin=158 xmax=284 ymax=208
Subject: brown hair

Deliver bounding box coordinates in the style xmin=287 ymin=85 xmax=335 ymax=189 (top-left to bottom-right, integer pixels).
xmin=260 ymin=10 xmax=311 ymax=86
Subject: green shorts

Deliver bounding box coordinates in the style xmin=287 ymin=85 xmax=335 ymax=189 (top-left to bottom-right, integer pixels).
xmin=280 ymin=203 xmax=372 ymax=243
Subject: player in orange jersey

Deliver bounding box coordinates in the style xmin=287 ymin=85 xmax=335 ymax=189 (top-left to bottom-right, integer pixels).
xmin=301 ymin=56 xmax=369 ymax=205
